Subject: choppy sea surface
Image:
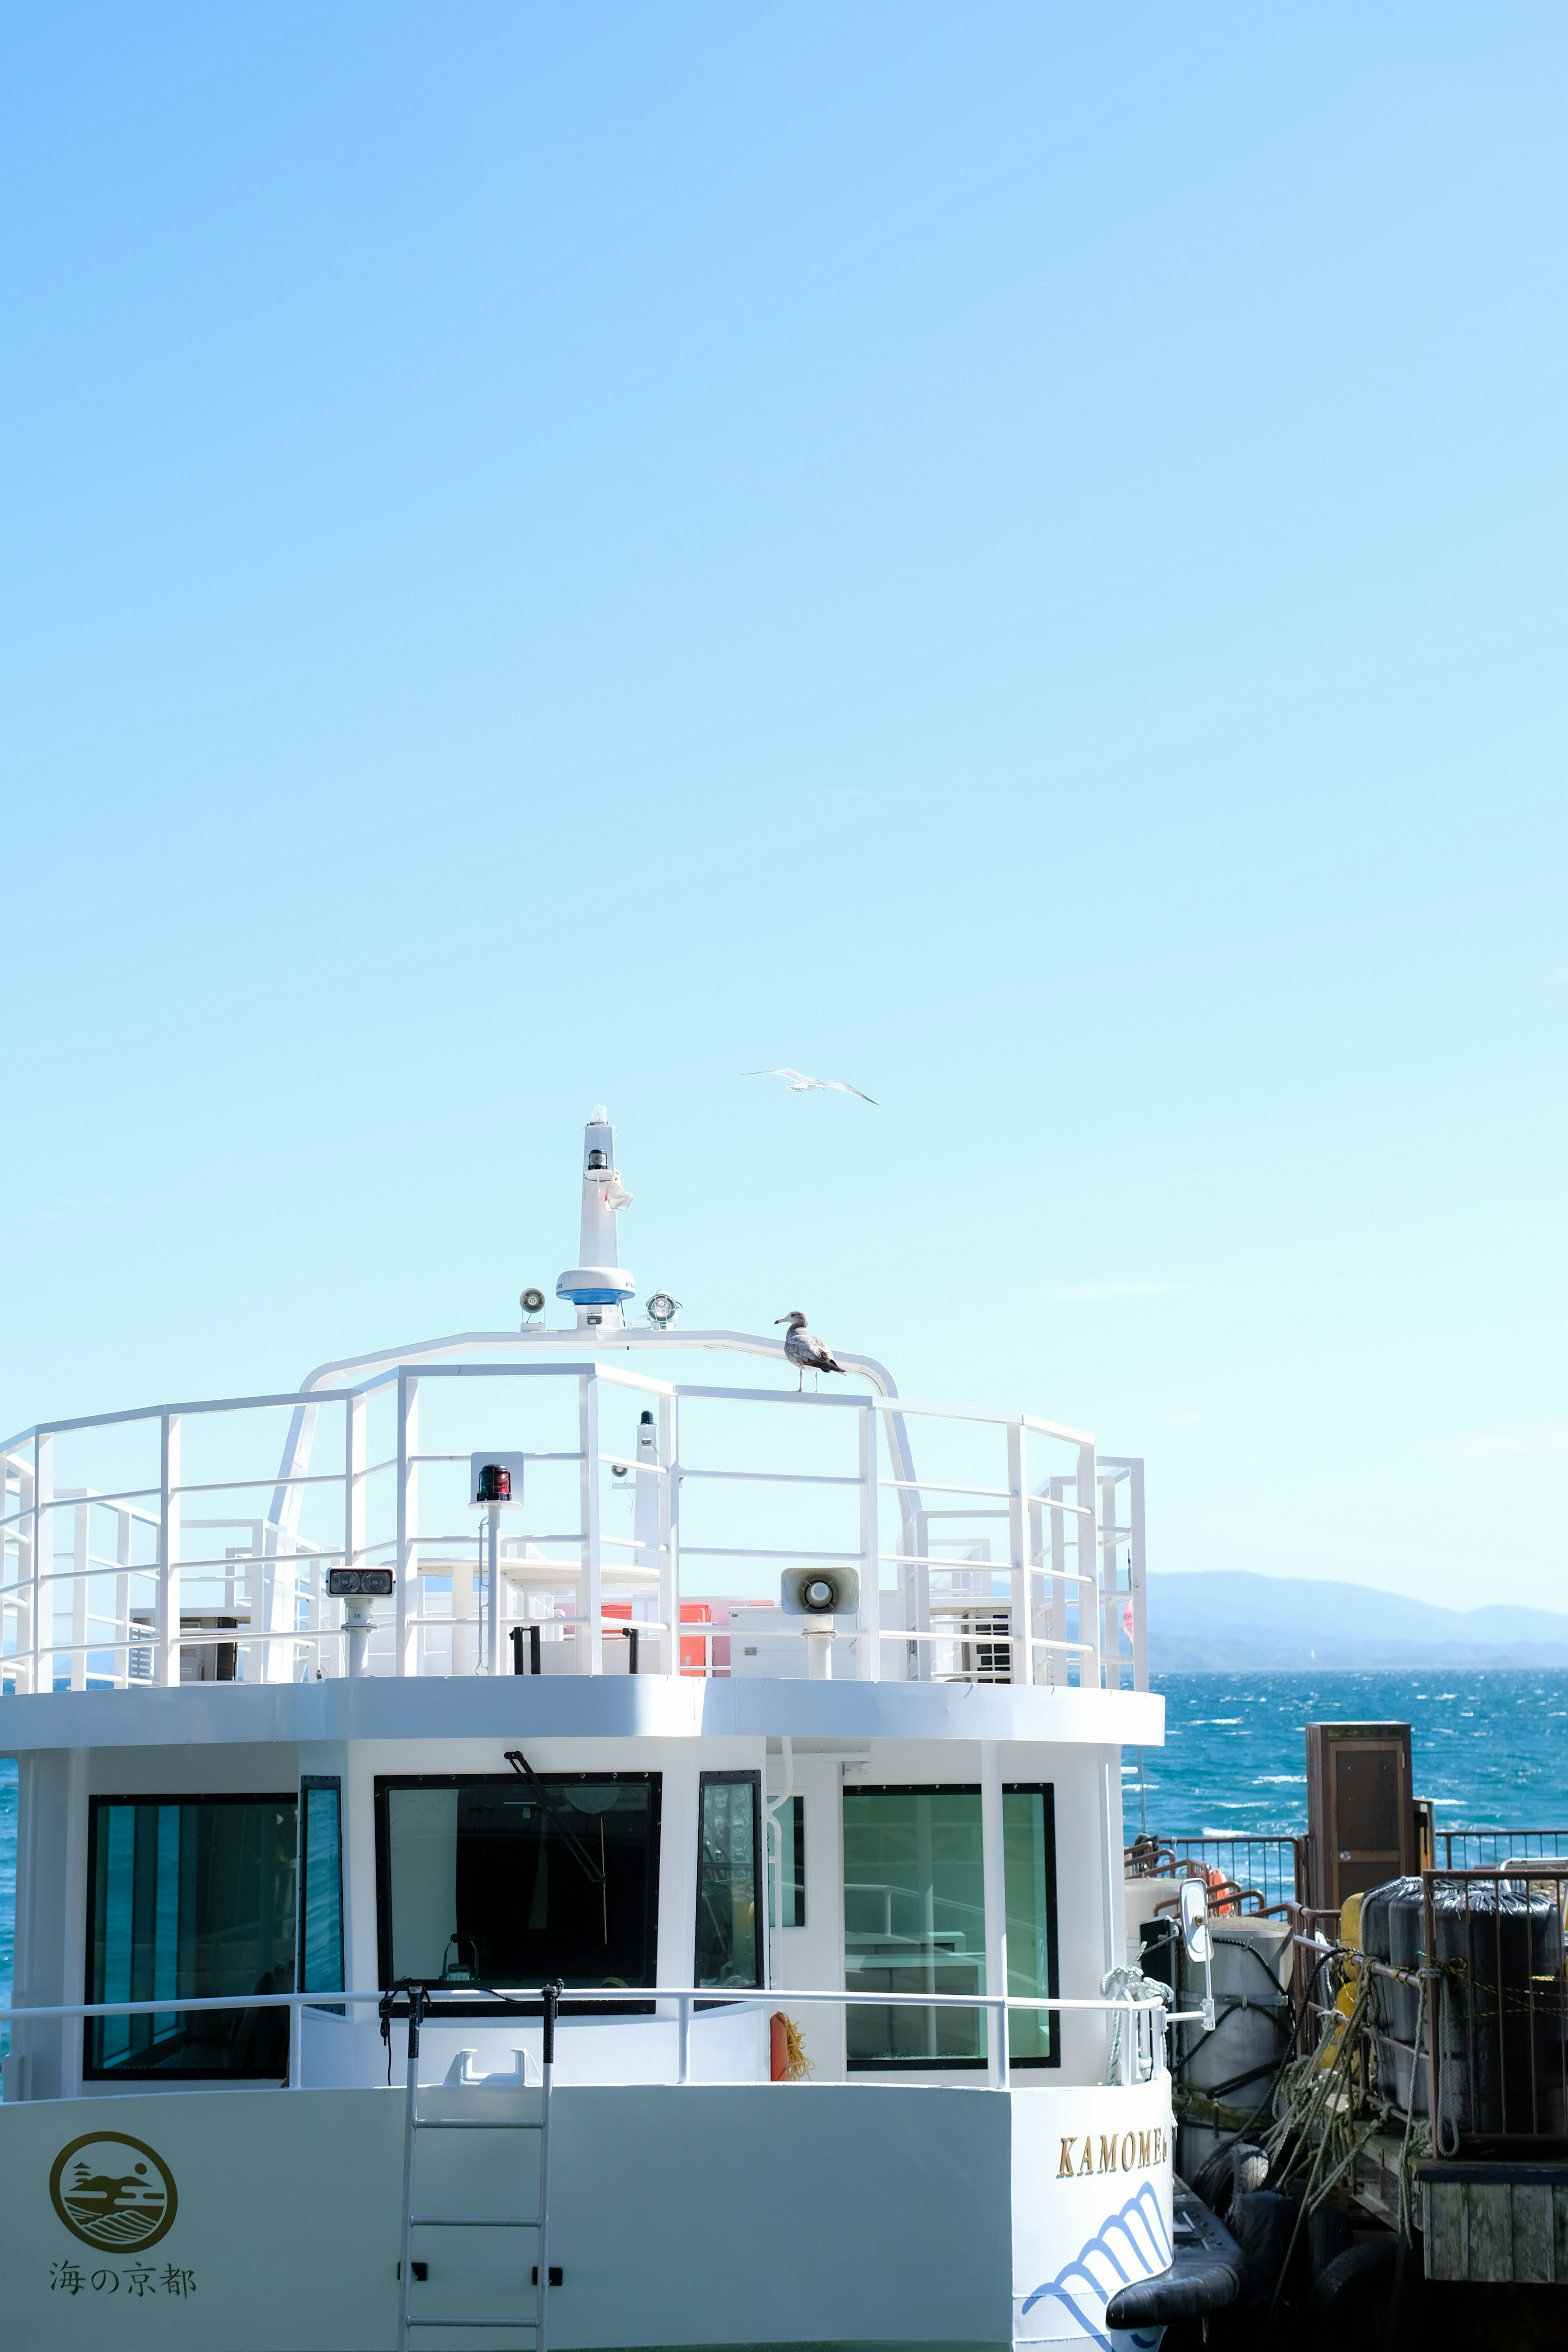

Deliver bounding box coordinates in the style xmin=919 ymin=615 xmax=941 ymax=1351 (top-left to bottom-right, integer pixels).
xmin=1127 ymin=1669 xmax=1568 ymax=1838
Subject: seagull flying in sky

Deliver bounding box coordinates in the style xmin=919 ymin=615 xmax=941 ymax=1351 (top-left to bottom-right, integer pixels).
xmin=746 ymin=1067 xmax=877 ymax=1104
xmin=776 ymin=1309 xmax=846 ymax=1392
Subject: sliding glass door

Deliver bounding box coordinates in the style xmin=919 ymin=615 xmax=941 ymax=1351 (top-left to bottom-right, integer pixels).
xmin=842 ymin=1782 xmax=1057 ymax=2069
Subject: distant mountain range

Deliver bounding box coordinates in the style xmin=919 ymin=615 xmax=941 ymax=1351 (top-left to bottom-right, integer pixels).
xmin=1146 ymin=1571 xmax=1568 ymax=1670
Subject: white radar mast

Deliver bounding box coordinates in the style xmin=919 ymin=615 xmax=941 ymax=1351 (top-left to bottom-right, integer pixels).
xmin=555 ymin=1106 xmax=637 ymax=1329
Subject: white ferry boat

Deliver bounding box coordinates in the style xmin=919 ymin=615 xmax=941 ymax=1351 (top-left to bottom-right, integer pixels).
xmin=0 ymin=1111 xmax=1204 ymax=2352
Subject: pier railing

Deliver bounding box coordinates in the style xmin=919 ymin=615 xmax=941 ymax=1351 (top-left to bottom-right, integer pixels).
xmin=1435 ymin=1829 xmax=1568 ymax=1870
xmin=1126 ymin=1835 xmax=1300 ymax=1911
xmin=1129 ymin=1833 xmax=1568 ymax=1920
xmin=0 ymin=1358 xmax=1147 ymax=1695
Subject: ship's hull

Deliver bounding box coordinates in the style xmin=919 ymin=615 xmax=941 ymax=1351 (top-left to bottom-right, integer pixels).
xmin=3 ymin=2077 xmax=1173 ymax=2352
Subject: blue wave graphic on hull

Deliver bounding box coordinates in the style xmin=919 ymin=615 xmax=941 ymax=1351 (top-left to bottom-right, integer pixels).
xmin=1019 ymin=2182 xmax=1172 ymax=2350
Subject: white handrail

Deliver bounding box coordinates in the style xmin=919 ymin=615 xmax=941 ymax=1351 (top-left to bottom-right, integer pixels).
xmin=0 ymin=1984 xmax=1169 ymax=2022
xmin=0 ymin=1982 xmax=1170 ymax=2098
xmin=1 ymin=1356 xmax=1147 ymax=1695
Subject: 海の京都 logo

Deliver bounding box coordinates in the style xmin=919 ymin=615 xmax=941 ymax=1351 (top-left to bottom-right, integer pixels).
xmin=50 ymin=2133 xmax=177 ymax=2253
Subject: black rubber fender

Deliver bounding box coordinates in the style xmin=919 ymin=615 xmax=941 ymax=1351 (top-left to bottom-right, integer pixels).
xmin=1228 ymin=2188 xmax=1298 ymax=2303
xmin=1307 ymin=2235 xmax=1398 ymax=2328
xmin=1104 ymin=2180 xmax=1245 ymax=2329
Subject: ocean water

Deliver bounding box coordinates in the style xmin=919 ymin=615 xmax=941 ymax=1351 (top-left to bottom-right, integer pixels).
xmin=1127 ymin=1668 xmax=1568 ymax=1838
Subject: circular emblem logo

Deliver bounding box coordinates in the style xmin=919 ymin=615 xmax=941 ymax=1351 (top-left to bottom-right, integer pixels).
xmin=50 ymin=2132 xmax=177 ymax=2252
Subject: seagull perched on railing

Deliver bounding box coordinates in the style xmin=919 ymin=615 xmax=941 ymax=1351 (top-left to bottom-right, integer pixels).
xmin=746 ymin=1067 xmax=877 ymax=1104
xmin=776 ymin=1309 xmax=846 ymax=1392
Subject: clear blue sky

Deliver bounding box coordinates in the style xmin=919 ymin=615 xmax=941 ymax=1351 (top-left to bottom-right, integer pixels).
xmin=3 ymin=4 xmax=1564 ymax=1610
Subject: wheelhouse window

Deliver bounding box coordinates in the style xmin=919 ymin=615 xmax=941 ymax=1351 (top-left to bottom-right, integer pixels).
xmin=1003 ymin=1784 xmax=1060 ymax=2065
xmin=844 ymin=1785 xmax=986 ymax=2067
xmin=842 ymin=1782 xmax=1058 ymax=2070
xmin=695 ymin=1772 xmax=762 ymax=1989
xmin=85 ymin=1793 xmax=297 ymax=2080
xmin=299 ymin=1777 xmax=344 ymax=2007
xmin=768 ymin=1793 xmax=806 ymax=1930
xmin=375 ymin=1773 xmax=660 ymax=1998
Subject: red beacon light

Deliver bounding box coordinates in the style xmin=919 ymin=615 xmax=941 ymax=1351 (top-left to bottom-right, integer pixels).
xmin=470 ymin=1451 xmax=524 ymax=1510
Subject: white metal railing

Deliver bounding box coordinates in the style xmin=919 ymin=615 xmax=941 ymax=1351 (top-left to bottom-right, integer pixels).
xmin=0 ymin=1982 xmax=1183 ymax=2098
xmin=0 ymin=1354 xmax=1147 ymax=1696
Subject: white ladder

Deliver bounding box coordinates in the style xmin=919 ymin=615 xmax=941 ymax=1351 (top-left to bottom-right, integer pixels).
xmin=394 ymin=1982 xmax=558 ymax=2352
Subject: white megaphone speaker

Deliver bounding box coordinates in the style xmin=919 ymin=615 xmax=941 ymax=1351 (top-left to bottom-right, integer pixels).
xmin=780 ymin=1567 xmax=860 ymax=1617
xmin=780 ymin=1567 xmax=859 ymax=1682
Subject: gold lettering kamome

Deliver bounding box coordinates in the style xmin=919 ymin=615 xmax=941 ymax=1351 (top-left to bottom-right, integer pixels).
xmin=1058 ymin=2127 xmax=1169 ymax=2180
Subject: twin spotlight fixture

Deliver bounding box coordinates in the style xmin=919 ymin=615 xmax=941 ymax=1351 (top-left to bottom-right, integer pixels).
xmin=327 ymin=1568 xmax=394 ymax=1598
xmin=519 ymin=1286 xmax=680 ymax=1329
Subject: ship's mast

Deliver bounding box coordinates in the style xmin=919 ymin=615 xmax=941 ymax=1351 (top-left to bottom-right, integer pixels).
xmin=265 ymin=1106 xmax=925 ymax=1555
xmin=555 ymin=1105 xmax=637 ymax=1330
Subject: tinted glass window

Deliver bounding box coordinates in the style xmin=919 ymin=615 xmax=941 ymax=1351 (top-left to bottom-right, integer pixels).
xmin=1003 ymin=1785 xmax=1059 ymax=2066
xmin=840 ymin=1784 xmax=1058 ymax=2070
xmin=86 ymin=1795 xmax=296 ymax=2079
xmin=300 ymin=1778 xmax=344 ymax=2003
xmin=768 ymin=1794 xmax=805 ymax=1930
xmin=696 ymin=1773 xmax=761 ymax=1989
xmin=843 ymin=1786 xmax=985 ymax=2066
xmin=378 ymin=1775 xmax=660 ymax=1991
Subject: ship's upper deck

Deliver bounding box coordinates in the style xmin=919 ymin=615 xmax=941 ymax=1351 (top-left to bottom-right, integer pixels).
xmin=0 ymin=1111 xmax=1157 ymax=1747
